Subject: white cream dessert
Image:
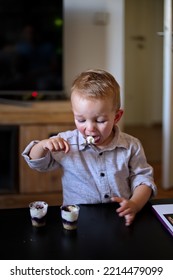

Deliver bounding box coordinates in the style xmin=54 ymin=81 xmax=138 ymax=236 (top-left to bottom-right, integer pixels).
xmin=29 ymin=201 xmax=48 ymax=227
xmin=61 ymin=205 xmax=80 ymax=230
xmin=86 ymin=136 xmax=95 ymax=144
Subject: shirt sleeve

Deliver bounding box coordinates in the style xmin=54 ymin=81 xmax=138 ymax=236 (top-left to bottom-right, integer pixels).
xmin=129 ymin=140 xmax=157 ymax=197
xmin=22 ymin=140 xmax=60 ymax=172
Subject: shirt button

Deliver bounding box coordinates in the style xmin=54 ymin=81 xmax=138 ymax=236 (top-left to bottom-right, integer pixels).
xmin=104 ymin=194 xmax=109 ymax=199
xmin=100 ymin=172 xmax=105 ymax=177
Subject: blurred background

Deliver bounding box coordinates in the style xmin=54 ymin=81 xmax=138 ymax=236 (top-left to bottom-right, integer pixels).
xmin=0 ymin=0 xmax=173 ymax=208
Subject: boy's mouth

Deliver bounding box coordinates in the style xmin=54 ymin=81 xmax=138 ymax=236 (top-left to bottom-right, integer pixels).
xmin=86 ymin=135 xmax=100 ymax=144
xmin=93 ymin=136 xmax=100 ymax=144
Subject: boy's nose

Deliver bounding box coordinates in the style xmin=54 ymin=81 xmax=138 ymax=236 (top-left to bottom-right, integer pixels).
xmin=86 ymin=121 xmax=95 ymax=132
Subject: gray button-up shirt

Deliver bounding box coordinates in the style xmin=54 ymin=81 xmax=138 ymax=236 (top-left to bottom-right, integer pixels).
xmin=22 ymin=126 xmax=157 ymax=204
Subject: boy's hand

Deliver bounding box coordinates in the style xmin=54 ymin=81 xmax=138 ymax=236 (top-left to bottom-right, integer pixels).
xmin=29 ymin=137 xmax=70 ymax=160
xmin=41 ymin=137 xmax=70 ymax=153
xmin=111 ymin=196 xmax=139 ymax=226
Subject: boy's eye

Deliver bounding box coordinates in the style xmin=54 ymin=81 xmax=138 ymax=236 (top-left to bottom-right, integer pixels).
xmin=77 ymin=119 xmax=85 ymax=123
xmin=96 ymin=120 xmax=106 ymax=123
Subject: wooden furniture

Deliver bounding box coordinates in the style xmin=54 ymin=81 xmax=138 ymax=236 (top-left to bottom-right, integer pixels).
xmin=0 ymin=101 xmax=75 ymax=208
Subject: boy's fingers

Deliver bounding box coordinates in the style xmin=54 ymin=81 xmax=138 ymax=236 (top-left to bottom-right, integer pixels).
xmin=111 ymin=196 xmax=123 ymax=203
xmin=64 ymin=142 xmax=70 ymax=153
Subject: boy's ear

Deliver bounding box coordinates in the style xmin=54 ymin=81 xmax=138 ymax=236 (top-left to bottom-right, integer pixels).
xmin=114 ymin=109 xmax=123 ymax=124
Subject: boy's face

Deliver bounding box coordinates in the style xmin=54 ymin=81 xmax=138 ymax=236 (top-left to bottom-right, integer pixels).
xmin=71 ymin=92 xmax=123 ymax=147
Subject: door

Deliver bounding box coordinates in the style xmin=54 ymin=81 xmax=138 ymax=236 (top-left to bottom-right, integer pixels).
xmin=124 ymin=0 xmax=163 ymax=126
xmin=125 ymin=0 xmax=173 ymax=189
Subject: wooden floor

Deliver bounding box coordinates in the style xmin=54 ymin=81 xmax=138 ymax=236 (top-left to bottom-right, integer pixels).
xmin=124 ymin=125 xmax=173 ymax=199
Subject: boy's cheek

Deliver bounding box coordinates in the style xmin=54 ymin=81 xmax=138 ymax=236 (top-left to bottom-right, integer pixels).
xmin=76 ymin=125 xmax=84 ymax=135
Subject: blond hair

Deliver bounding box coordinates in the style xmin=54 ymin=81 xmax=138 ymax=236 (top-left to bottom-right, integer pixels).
xmin=71 ymin=69 xmax=121 ymax=111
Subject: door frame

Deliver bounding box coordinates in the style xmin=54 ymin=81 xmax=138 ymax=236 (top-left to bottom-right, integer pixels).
xmin=162 ymin=0 xmax=173 ymax=189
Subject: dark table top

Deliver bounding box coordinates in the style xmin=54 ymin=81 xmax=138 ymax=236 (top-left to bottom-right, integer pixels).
xmin=0 ymin=199 xmax=172 ymax=260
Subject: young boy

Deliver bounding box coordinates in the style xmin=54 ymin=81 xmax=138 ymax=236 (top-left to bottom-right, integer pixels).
xmin=22 ymin=69 xmax=157 ymax=226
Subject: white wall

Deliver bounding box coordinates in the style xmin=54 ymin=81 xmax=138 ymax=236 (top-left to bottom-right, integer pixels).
xmin=63 ymin=0 xmax=124 ymax=109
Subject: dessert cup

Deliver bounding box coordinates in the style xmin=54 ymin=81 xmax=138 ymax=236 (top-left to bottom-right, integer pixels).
xmin=60 ymin=205 xmax=80 ymax=230
xmin=29 ymin=201 xmax=48 ymax=227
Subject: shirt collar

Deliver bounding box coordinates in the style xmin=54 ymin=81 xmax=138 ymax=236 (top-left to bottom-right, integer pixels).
xmin=77 ymin=126 xmax=129 ymax=152
xmin=100 ymin=126 xmax=129 ymax=152
xmin=78 ymin=132 xmax=88 ymax=151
